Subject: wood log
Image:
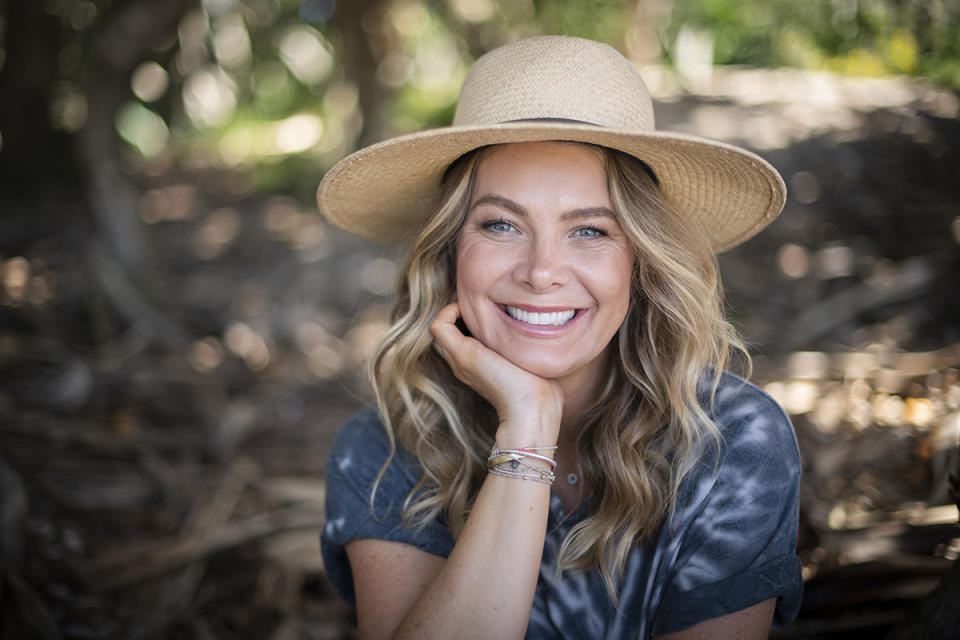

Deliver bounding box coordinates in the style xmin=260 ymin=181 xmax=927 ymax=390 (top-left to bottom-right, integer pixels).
xmin=886 ymin=559 xmax=960 ymax=639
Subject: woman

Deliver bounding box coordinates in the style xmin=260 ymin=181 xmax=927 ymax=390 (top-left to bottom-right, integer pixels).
xmin=319 ymin=36 xmax=802 ymax=639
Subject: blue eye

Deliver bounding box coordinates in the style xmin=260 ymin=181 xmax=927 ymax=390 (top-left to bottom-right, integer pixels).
xmin=482 ymin=219 xmax=514 ymax=233
xmin=574 ymin=226 xmax=607 ymax=238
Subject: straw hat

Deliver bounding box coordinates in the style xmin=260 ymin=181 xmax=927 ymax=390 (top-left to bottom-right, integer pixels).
xmin=316 ymin=35 xmax=785 ymax=252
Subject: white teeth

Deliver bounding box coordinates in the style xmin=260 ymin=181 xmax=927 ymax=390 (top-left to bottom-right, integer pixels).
xmin=505 ymin=306 xmax=576 ymax=326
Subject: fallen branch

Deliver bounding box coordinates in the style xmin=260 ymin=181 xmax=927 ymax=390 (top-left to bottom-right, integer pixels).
xmin=84 ymin=503 xmax=324 ymax=590
xmin=784 ymin=257 xmax=934 ymax=350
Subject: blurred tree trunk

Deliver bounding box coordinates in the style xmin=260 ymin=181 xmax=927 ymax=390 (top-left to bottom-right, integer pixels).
xmin=76 ymin=0 xmax=191 ymax=343
xmin=0 ymin=0 xmax=79 ymax=198
xmin=331 ymin=0 xmax=391 ymax=149
xmin=80 ymin=0 xmax=187 ymax=274
xmin=0 ymin=0 xmax=190 ymax=341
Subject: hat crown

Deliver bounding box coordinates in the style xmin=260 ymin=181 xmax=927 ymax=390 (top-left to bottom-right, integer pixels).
xmin=453 ymin=36 xmax=655 ymax=131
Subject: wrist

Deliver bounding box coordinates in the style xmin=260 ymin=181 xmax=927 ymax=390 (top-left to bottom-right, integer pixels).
xmin=494 ymin=419 xmax=559 ymax=451
xmin=487 ymin=444 xmax=557 ymax=484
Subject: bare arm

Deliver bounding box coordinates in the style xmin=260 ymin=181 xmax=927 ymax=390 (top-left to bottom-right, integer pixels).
xmin=347 ymin=302 xmax=563 ymax=639
xmin=653 ymin=598 xmax=776 ymax=640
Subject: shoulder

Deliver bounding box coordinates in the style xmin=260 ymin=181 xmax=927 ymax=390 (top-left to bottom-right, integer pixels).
xmin=651 ymin=372 xmax=803 ymax=633
xmin=328 ymin=406 xmax=389 ymax=461
xmin=706 ymin=371 xmax=801 ymax=477
xmin=325 ymin=406 xmax=423 ymax=499
xmin=322 ymin=407 xmax=455 ymax=604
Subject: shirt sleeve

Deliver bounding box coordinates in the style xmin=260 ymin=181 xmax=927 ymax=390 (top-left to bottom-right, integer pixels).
xmin=320 ymin=408 xmax=456 ymax=605
xmin=651 ymin=378 xmax=803 ymax=635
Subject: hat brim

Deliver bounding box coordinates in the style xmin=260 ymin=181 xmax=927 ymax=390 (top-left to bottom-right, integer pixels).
xmin=316 ymin=121 xmax=785 ymax=252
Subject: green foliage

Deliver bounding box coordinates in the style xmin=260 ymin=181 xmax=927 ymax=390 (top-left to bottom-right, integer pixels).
xmin=532 ymin=0 xmax=632 ymax=45
xmin=664 ymin=0 xmax=960 ymax=87
xmin=6 ymin=0 xmax=958 ymax=202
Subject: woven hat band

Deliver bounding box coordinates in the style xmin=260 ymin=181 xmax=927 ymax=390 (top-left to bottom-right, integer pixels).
xmin=453 ymin=36 xmax=655 ymax=131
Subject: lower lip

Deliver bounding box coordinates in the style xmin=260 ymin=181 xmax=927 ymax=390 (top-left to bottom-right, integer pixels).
xmin=497 ymin=305 xmax=586 ymax=336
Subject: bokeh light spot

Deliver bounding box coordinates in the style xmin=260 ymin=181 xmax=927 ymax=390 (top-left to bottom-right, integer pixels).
xmin=815 ymin=244 xmax=855 ymax=279
xmin=278 ymin=26 xmax=334 ymax=86
xmin=270 ymin=114 xmax=323 ymax=154
xmin=139 ymin=185 xmax=197 ymax=224
xmin=131 ymin=62 xmax=170 ymax=103
xmin=212 ymin=13 xmax=252 ymax=70
xmin=183 ymin=66 xmax=237 ymax=128
xmin=50 ymin=82 xmax=88 ymax=133
xmin=449 ymin=0 xmax=494 ymax=23
xmin=189 ymin=337 xmax=224 ymax=372
xmin=777 ymin=243 xmax=809 ymax=278
xmin=791 ymin=170 xmax=820 ymax=204
xmin=360 ymin=258 xmax=397 ymax=296
xmin=224 ymin=322 xmax=271 ymax=371
xmin=115 ymin=103 xmax=170 ymax=157
xmin=193 ymin=208 xmax=241 ymax=259
xmin=2 ymin=257 xmax=31 ymax=306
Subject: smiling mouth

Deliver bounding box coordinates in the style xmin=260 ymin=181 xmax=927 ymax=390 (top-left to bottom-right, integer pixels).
xmin=504 ymin=305 xmax=577 ymax=326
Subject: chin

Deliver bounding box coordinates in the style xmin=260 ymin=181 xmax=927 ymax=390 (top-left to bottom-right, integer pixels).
xmin=505 ymin=353 xmax=590 ymax=382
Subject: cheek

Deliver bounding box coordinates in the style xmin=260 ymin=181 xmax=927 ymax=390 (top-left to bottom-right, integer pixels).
xmin=454 ymin=245 xmax=490 ymax=333
xmin=590 ymin=256 xmax=633 ymax=311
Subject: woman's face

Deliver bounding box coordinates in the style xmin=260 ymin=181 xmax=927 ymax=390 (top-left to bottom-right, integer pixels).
xmin=456 ymin=141 xmax=634 ymax=388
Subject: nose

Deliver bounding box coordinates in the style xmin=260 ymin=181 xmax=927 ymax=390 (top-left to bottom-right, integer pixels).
xmin=516 ymin=238 xmax=567 ymax=291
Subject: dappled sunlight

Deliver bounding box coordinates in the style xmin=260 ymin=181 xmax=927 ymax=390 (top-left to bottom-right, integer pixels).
xmin=295 ymin=320 xmax=346 ymax=380
xmin=193 ymin=207 xmax=241 ymax=259
xmin=116 ymin=102 xmax=169 ymax=157
xmin=139 ymin=184 xmax=198 ymax=223
xmin=268 ymin=113 xmax=324 ymax=154
xmin=278 ymin=25 xmax=333 ymax=87
xmin=131 ymin=61 xmax=169 ymax=103
xmin=260 ymin=196 xmax=329 ymax=255
xmin=360 ymin=257 xmax=397 ymax=296
xmin=764 ymin=347 xmax=960 ymax=427
xmin=189 ymin=336 xmax=225 ymax=373
xmin=176 ymin=10 xmax=210 ymax=76
xmin=50 ymin=82 xmax=87 ymax=132
xmin=343 ymin=306 xmax=391 ymax=370
xmin=211 ymin=12 xmax=252 ymax=71
xmin=0 ymin=257 xmax=58 ymax=307
xmin=183 ymin=65 xmax=238 ymax=128
xmin=224 ymin=321 xmax=271 ymax=371
xmin=448 ymin=0 xmax=495 ymax=23
xmin=776 ymin=243 xmax=810 ymax=279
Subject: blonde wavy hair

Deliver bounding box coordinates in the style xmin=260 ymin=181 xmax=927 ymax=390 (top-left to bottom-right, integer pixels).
xmin=369 ymin=142 xmax=748 ymax=599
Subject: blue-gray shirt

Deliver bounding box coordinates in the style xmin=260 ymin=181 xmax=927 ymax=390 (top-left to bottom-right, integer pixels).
xmin=321 ymin=373 xmax=803 ymax=637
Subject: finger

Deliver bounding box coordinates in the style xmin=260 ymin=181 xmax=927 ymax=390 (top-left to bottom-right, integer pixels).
xmin=429 ymin=303 xmax=483 ymax=374
xmin=432 ymin=301 xmax=460 ymax=328
xmin=429 ymin=302 xmax=463 ymax=349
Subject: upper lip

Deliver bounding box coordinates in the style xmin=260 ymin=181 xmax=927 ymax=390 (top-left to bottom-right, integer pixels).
xmin=501 ymin=302 xmax=581 ymax=312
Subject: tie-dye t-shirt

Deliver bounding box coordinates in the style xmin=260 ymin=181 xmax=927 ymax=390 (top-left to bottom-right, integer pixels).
xmin=321 ymin=372 xmax=803 ymax=637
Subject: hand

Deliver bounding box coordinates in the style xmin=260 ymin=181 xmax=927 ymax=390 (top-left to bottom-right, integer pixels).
xmin=430 ymin=302 xmax=563 ymax=445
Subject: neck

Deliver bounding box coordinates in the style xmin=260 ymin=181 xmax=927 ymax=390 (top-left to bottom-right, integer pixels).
xmin=555 ymin=348 xmax=611 ymax=438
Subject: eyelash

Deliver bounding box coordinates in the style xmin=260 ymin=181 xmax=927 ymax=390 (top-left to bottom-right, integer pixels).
xmin=479 ymin=218 xmax=610 ymax=238
xmin=573 ymin=225 xmax=608 ymax=239
xmin=480 ymin=218 xmax=514 ymax=233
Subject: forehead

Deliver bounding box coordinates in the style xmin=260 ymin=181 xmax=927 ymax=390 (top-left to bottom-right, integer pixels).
xmin=471 ymin=142 xmax=609 ymax=205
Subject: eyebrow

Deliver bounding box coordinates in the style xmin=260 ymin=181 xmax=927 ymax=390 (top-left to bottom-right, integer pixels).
xmin=471 ymin=194 xmax=617 ymax=221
